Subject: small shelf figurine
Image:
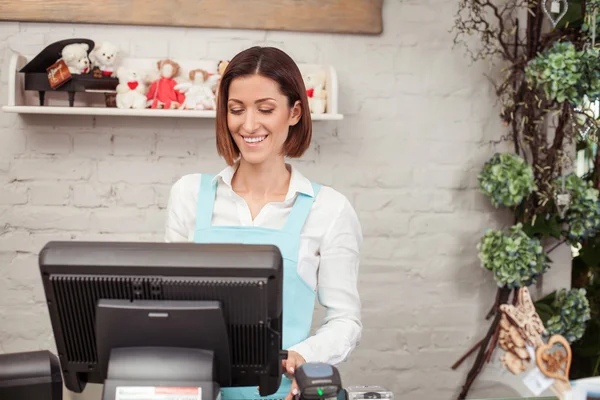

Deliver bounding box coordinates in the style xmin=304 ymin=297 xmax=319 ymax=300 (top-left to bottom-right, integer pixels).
xmin=174 ymin=69 xmax=219 ymax=110
xmin=115 ymin=66 xmax=148 ymax=109
xmin=146 ymin=59 xmax=186 ymax=109
xmin=89 ymin=41 xmax=120 ymax=78
xmin=213 ymin=60 xmax=229 ymax=99
xmin=59 ymin=43 xmax=91 ymax=75
xmin=303 ymin=71 xmax=327 ymax=114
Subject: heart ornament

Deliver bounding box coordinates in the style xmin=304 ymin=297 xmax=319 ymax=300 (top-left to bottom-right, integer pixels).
xmin=542 ymin=0 xmax=569 ymax=28
xmin=536 ymin=334 xmax=572 ymax=387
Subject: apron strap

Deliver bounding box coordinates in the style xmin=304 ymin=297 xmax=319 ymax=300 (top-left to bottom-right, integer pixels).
xmin=195 ymin=173 xmax=218 ymax=231
xmin=283 ymin=182 xmax=322 ymax=236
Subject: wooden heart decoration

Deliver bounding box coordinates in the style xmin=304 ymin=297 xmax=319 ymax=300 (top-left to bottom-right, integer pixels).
xmin=536 ymin=334 xmax=572 ymax=383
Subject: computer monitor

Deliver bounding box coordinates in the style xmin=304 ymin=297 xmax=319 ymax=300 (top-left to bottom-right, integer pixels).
xmin=39 ymin=241 xmax=285 ymax=400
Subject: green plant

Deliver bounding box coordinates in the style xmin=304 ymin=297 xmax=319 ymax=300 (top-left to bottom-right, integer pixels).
xmin=536 ymin=288 xmax=592 ymax=344
xmin=478 ymin=223 xmax=550 ymax=288
xmin=569 ymin=139 xmax=600 ymax=379
xmin=525 ymin=42 xmax=600 ymax=106
xmin=582 ymin=0 xmax=600 ymax=41
xmin=556 ymin=173 xmax=600 ymax=244
xmin=479 ymin=153 xmax=537 ymax=208
xmin=450 ymin=0 xmax=600 ymax=397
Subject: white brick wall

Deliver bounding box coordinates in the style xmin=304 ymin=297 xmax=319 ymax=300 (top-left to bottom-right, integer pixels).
xmin=0 ymin=2 xmax=572 ymax=399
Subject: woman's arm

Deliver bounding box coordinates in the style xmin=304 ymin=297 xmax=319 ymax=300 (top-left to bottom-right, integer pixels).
xmin=288 ymin=196 xmax=363 ymax=365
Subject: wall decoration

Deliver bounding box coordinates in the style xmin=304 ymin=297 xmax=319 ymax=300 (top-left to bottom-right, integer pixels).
xmin=449 ymin=0 xmax=600 ymax=398
xmin=3 ymin=38 xmax=343 ymax=120
xmin=0 ymin=0 xmax=383 ymax=35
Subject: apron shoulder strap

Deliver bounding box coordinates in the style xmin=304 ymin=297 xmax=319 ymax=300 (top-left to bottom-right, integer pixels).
xmin=283 ymin=182 xmax=322 ymax=236
xmin=195 ymin=173 xmax=218 ymax=232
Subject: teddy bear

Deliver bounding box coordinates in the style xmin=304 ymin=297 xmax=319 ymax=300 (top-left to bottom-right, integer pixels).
xmin=89 ymin=41 xmax=121 ymax=77
xmin=174 ymin=69 xmax=219 ymax=110
xmin=59 ymin=43 xmax=91 ymax=75
xmin=115 ymin=66 xmax=148 ymax=109
xmin=303 ymin=70 xmax=327 ymax=114
xmin=146 ymin=59 xmax=186 ymax=109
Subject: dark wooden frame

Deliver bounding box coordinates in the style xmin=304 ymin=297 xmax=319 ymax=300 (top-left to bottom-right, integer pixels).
xmin=0 ymin=0 xmax=384 ymax=35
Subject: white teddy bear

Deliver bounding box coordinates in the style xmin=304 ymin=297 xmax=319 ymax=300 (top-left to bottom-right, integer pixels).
xmin=89 ymin=41 xmax=120 ymax=77
xmin=303 ymin=70 xmax=327 ymax=114
xmin=115 ymin=67 xmax=147 ymax=109
xmin=60 ymin=43 xmax=91 ymax=75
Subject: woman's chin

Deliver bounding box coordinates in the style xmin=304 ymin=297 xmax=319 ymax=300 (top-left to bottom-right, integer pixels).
xmin=239 ymin=150 xmax=269 ymax=165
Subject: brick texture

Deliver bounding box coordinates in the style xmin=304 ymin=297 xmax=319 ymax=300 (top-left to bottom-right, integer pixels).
xmin=0 ymin=2 xmax=572 ymax=399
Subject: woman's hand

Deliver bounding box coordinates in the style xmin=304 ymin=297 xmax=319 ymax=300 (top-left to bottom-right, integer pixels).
xmin=283 ymin=350 xmax=306 ymax=400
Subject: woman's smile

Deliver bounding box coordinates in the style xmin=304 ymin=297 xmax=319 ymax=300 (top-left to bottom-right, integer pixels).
xmin=242 ymin=134 xmax=268 ymax=147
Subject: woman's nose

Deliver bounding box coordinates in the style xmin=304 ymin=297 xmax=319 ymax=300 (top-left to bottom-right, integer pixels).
xmin=243 ymin=110 xmax=258 ymax=132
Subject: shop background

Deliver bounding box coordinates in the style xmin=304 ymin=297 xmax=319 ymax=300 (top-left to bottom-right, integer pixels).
xmin=0 ymin=1 xmax=572 ymax=398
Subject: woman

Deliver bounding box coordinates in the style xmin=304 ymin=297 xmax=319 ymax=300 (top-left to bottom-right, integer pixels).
xmin=164 ymin=46 xmax=363 ymax=400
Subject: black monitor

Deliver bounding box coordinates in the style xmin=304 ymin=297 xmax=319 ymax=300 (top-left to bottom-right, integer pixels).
xmin=38 ymin=241 xmax=285 ymax=400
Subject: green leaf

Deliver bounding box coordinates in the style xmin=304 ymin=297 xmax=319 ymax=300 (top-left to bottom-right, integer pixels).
xmin=523 ymin=214 xmax=563 ymax=239
xmin=535 ymin=303 xmax=555 ymax=325
xmin=536 ymin=290 xmax=558 ymax=305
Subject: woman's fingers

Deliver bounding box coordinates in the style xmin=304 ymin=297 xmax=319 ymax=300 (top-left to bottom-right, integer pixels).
xmin=283 ymin=351 xmax=306 ymax=400
xmin=285 ymin=378 xmax=300 ymax=400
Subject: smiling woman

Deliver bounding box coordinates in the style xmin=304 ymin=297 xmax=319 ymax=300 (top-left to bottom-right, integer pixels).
xmin=216 ymin=47 xmax=311 ymax=169
xmin=164 ymin=46 xmax=364 ymax=400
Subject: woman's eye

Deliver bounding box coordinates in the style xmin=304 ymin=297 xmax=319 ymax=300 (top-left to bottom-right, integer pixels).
xmin=229 ymin=109 xmax=243 ymax=115
xmin=259 ymin=109 xmax=274 ymax=114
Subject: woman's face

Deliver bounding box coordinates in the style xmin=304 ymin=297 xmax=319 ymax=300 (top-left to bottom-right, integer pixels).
xmin=227 ymin=74 xmax=301 ymax=166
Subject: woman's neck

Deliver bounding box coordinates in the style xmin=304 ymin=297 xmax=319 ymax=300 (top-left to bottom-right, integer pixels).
xmin=232 ymin=157 xmax=291 ymax=199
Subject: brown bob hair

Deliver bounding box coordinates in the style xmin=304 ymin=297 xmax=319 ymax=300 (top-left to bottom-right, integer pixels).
xmin=215 ymin=46 xmax=312 ymax=166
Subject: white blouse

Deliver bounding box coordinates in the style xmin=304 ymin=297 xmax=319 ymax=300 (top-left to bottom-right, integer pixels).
xmin=164 ymin=163 xmax=363 ymax=366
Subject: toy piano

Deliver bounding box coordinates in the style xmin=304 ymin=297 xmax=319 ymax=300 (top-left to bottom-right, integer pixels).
xmin=19 ymin=38 xmax=118 ymax=107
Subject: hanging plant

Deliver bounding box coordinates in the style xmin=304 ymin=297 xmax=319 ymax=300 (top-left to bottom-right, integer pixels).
xmin=478 ymin=223 xmax=550 ymax=288
xmin=525 ymin=42 xmax=600 ymax=106
xmin=557 ymin=173 xmax=600 ymax=243
xmin=539 ymin=288 xmax=592 ymax=344
xmin=525 ymin=42 xmax=583 ymax=105
xmin=478 ymin=153 xmax=536 ymax=208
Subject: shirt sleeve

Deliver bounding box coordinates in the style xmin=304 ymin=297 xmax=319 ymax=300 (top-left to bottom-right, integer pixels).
xmin=164 ymin=176 xmax=194 ymax=242
xmin=288 ymin=196 xmax=363 ymax=366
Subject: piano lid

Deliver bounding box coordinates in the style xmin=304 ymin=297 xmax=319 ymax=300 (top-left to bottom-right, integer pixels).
xmin=20 ymin=38 xmax=95 ymax=73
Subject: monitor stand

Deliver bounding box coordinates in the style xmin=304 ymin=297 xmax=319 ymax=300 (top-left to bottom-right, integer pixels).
xmin=95 ymin=299 xmax=232 ymax=400
xmin=101 ymin=347 xmax=219 ymax=400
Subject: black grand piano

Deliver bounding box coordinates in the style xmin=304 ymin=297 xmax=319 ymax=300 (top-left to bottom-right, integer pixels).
xmin=20 ymin=38 xmax=119 ymax=107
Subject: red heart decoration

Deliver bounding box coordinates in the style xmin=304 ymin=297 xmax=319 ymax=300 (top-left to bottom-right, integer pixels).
xmin=128 ymin=81 xmax=139 ymax=90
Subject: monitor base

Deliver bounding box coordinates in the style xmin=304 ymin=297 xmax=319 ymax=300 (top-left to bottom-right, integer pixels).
xmin=101 ymin=347 xmax=220 ymax=400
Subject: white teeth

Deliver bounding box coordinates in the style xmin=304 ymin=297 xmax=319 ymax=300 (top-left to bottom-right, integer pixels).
xmin=243 ymin=136 xmax=266 ymax=143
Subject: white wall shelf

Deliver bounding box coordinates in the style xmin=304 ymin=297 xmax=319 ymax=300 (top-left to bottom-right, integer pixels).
xmin=2 ymin=52 xmax=344 ymax=121
xmin=1 ymin=105 xmax=342 ymax=120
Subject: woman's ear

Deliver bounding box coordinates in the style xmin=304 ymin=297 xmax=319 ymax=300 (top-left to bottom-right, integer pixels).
xmin=289 ymin=100 xmax=302 ymax=126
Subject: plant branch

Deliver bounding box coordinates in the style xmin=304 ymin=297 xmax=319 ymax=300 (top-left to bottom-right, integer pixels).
xmin=546 ymin=238 xmax=568 ymax=254
xmin=486 ymin=287 xmax=502 ymax=319
xmin=454 ymin=287 xmax=512 ymax=400
xmin=452 ymin=339 xmax=485 ymax=370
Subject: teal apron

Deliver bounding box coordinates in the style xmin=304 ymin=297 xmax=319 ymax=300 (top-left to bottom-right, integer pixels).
xmin=193 ymin=173 xmax=322 ymax=400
